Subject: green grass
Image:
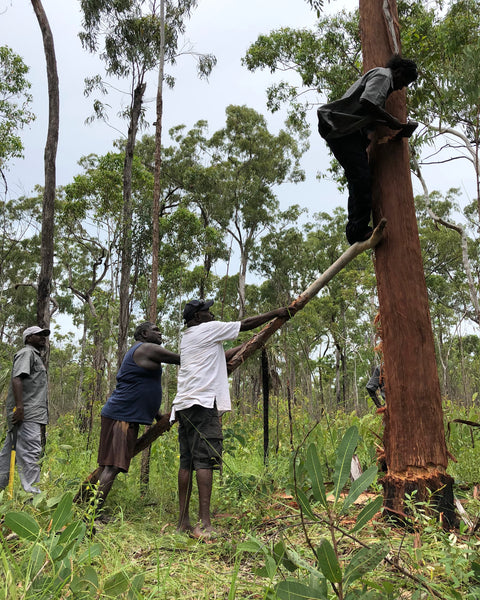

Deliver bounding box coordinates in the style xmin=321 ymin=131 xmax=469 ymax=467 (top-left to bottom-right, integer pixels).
xmin=1 ymin=401 xmax=480 ymax=598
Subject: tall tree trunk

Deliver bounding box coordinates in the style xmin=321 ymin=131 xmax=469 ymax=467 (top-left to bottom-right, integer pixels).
xmin=31 ymin=0 xmax=59 ymax=333
xmin=359 ymin=0 xmax=454 ymax=524
xmin=117 ymin=81 xmax=146 ymax=368
xmin=149 ymin=0 xmax=165 ymax=324
xmin=142 ymin=0 xmax=166 ymax=495
xmin=237 ymin=247 xmax=248 ymax=319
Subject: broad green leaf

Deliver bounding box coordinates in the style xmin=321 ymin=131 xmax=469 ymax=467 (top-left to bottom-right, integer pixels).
xmin=255 ymin=555 xmax=277 ymax=579
xmin=306 ymin=443 xmax=327 ymax=508
xmin=52 ymin=538 xmax=79 ymax=562
xmin=316 ymin=538 xmax=342 ymax=583
xmin=276 ymin=579 xmax=327 ymax=600
xmin=472 ymin=560 xmax=480 ymax=583
xmin=273 ymin=541 xmax=297 ymax=572
xmin=343 ymin=543 xmax=389 ymax=590
xmin=77 ymin=543 xmax=103 ymax=564
xmin=296 ymin=488 xmax=318 ymax=521
xmin=70 ymin=565 xmax=99 ymax=594
xmin=103 ymin=570 xmax=130 ymax=596
xmin=341 ymin=465 xmax=378 ymax=513
xmin=4 ymin=511 xmax=41 ymax=541
xmin=58 ymin=520 xmax=86 ymax=545
xmin=352 ymin=496 xmax=383 ymax=532
xmin=332 ymin=426 xmax=359 ymax=503
xmin=236 ymin=539 xmax=263 ymax=554
xmin=127 ymin=573 xmax=145 ymax=600
xmin=30 ymin=543 xmax=47 ymax=575
xmin=285 ymin=548 xmax=324 ymax=579
xmin=50 ymin=492 xmax=73 ymax=532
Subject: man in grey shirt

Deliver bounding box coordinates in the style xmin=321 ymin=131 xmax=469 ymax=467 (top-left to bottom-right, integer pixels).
xmin=318 ymin=54 xmax=418 ymax=244
xmin=0 ymin=326 xmax=50 ymax=494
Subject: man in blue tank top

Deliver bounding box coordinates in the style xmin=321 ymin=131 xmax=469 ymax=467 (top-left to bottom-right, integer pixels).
xmin=94 ymin=322 xmax=179 ymax=514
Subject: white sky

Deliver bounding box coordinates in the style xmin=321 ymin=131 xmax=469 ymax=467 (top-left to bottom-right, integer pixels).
xmin=2 ymin=0 xmax=475 ymax=215
xmin=1 ymin=0 xmax=477 ymax=344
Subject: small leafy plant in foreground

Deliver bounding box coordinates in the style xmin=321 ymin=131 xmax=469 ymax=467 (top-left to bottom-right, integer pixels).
xmin=239 ymin=426 xmax=388 ymax=599
xmin=0 ymin=491 xmax=143 ymax=599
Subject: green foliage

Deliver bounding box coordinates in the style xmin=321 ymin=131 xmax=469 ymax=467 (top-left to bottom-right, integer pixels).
xmin=0 ymin=491 xmax=144 ymax=599
xmin=239 ymin=426 xmax=387 ymax=599
xmin=2 ymin=408 xmax=480 ymax=598
xmin=0 ymin=46 xmax=35 ymax=170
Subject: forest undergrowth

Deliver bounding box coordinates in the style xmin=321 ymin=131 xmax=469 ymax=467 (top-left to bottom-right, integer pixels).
xmin=2 ymin=399 xmax=480 ymax=599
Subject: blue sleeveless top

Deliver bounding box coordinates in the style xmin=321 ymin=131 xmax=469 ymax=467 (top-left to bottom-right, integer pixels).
xmin=101 ymin=342 xmax=163 ymax=425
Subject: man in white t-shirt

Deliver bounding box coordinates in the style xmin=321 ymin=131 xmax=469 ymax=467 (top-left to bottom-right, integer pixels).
xmin=172 ymin=299 xmax=291 ymax=538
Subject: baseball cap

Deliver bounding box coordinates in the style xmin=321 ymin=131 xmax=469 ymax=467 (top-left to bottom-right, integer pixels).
xmin=23 ymin=326 xmax=50 ymax=344
xmin=183 ymin=299 xmax=214 ymax=323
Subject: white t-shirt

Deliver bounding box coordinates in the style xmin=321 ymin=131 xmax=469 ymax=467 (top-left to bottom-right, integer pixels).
xmin=171 ymin=320 xmax=241 ymax=419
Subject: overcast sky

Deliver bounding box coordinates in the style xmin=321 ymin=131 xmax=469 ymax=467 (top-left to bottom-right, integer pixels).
xmin=1 ymin=0 xmax=362 ymax=216
xmin=2 ymin=0 xmax=475 ymax=222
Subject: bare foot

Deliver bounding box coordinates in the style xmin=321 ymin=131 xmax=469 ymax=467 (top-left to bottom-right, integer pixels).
xmin=176 ymin=523 xmax=194 ymax=534
xmin=191 ymin=525 xmax=216 ymax=540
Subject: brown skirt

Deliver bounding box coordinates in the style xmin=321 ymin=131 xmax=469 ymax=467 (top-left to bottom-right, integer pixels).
xmin=97 ymin=416 xmax=139 ymax=472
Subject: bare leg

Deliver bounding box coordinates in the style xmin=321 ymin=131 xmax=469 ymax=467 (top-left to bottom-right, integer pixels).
xmin=177 ymin=467 xmax=193 ymax=532
xmin=193 ymin=468 xmax=214 ymax=537
xmin=96 ymin=465 xmax=120 ymax=511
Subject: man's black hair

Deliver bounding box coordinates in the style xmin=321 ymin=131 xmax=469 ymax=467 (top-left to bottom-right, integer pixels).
xmin=385 ymin=54 xmax=418 ymax=84
xmin=134 ymin=321 xmax=154 ymax=341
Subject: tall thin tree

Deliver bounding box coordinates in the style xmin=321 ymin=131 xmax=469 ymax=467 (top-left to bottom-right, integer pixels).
xmin=149 ymin=0 xmax=166 ymax=323
xmin=31 ymin=0 xmax=59 ymax=332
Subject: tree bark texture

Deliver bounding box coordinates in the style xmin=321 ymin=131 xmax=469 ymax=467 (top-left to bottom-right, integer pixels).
xmin=31 ymin=0 xmax=59 ymax=331
xmin=359 ymin=0 xmax=454 ymax=524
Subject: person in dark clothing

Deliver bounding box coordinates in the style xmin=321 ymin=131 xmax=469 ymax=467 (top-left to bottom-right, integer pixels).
xmin=317 ymin=54 xmax=418 ymax=244
xmin=94 ymin=322 xmax=179 ymax=512
xmin=366 ymin=364 xmax=385 ymax=408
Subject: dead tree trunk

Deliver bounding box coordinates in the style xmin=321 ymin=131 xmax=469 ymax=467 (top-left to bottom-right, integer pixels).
xmin=359 ymin=0 xmax=455 ymax=525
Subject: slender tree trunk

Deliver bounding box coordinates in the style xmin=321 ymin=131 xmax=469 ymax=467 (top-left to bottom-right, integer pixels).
xmin=359 ymin=0 xmax=454 ymax=524
xmin=149 ymin=0 xmax=165 ymax=323
xmin=262 ymin=349 xmax=269 ymax=465
xmin=31 ymin=0 xmax=59 ymax=333
xmin=118 ymin=81 xmax=146 ymax=368
xmin=334 ymin=343 xmax=341 ymax=406
xmin=237 ymin=249 xmax=247 ymax=319
xmin=142 ymin=0 xmax=166 ymax=496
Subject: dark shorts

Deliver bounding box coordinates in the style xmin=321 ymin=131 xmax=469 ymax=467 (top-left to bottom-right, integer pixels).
xmin=97 ymin=416 xmax=139 ymax=472
xmin=177 ymin=404 xmax=223 ymax=471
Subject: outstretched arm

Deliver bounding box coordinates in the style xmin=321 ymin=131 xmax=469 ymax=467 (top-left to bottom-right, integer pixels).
xmin=134 ymin=343 xmax=180 ymax=369
xmin=240 ymin=307 xmax=293 ymax=332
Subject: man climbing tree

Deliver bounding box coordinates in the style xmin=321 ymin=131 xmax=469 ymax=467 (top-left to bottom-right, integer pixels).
xmin=317 ymin=55 xmax=418 ymax=245
xmin=359 ymin=0 xmax=455 ymax=524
